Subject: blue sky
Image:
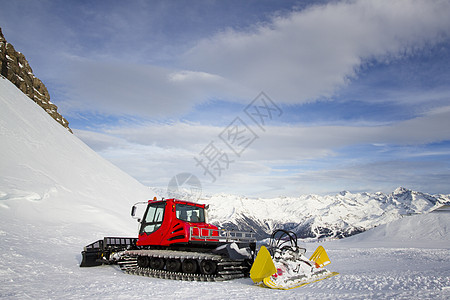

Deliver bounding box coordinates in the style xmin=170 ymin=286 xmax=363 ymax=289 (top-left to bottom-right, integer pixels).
xmin=1 ymin=0 xmax=450 ymax=196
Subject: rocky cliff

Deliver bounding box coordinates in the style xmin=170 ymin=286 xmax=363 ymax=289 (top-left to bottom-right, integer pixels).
xmin=0 ymin=28 xmax=72 ymax=133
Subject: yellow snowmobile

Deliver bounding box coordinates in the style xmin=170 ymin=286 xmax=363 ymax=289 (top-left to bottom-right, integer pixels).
xmin=250 ymin=230 xmax=338 ymax=290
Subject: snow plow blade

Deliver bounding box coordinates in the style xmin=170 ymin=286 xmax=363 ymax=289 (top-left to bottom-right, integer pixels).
xmin=309 ymin=245 xmax=331 ymax=268
xmin=250 ymin=246 xmax=277 ymax=283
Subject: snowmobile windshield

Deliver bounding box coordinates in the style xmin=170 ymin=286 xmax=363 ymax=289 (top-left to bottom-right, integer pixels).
xmin=176 ymin=204 xmax=205 ymax=223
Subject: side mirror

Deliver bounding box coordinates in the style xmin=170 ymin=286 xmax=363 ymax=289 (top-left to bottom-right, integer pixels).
xmin=131 ymin=201 xmax=147 ymax=222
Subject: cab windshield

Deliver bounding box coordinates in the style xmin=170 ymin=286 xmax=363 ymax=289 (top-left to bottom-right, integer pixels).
xmin=140 ymin=201 xmax=165 ymax=234
xmin=176 ymin=204 xmax=205 ymax=223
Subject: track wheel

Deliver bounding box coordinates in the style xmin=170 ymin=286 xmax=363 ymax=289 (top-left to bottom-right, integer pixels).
xmin=181 ymin=259 xmax=198 ymax=274
xmin=166 ymin=258 xmax=181 ymax=272
xmin=137 ymin=256 xmax=149 ymax=268
xmin=200 ymin=260 xmax=217 ymax=275
xmin=149 ymin=257 xmax=165 ymax=270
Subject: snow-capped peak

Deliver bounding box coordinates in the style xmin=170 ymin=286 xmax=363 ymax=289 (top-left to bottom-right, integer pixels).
xmin=189 ymin=188 xmax=450 ymax=240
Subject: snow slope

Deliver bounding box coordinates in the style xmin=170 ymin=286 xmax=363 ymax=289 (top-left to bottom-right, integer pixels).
xmin=333 ymin=208 xmax=450 ymax=249
xmin=0 ymin=76 xmax=155 ymax=234
xmin=1 ymin=76 xmax=449 ymax=299
xmin=0 ymin=76 xmax=156 ymax=296
xmin=318 ymin=210 xmax=450 ymax=299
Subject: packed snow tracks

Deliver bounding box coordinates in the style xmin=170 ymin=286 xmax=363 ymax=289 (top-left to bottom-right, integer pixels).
xmin=118 ymin=249 xmax=251 ymax=282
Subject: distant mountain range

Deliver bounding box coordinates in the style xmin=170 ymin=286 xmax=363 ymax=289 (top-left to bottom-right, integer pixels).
xmin=153 ymin=187 xmax=450 ymax=240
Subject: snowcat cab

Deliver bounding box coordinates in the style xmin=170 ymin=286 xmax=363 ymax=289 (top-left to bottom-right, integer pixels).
xmin=131 ymin=198 xmax=220 ymax=247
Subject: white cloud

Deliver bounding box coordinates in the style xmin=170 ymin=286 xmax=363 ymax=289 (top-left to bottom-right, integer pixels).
xmin=91 ymin=104 xmax=450 ymax=157
xmin=59 ymin=58 xmax=252 ymax=118
xmin=51 ymin=0 xmax=450 ymax=118
xmin=74 ymin=104 xmax=450 ymax=195
xmin=183 ymin=0 xmax=450 ymax=104
xmin=284 ymin=160 xmax=450 ymax=196
xmin=168 ymin=70 xmax=223 ymax=83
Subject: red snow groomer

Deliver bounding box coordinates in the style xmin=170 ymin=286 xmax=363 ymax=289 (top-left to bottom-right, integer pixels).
xmin=80 ymin=198 xmax=256 ymax=281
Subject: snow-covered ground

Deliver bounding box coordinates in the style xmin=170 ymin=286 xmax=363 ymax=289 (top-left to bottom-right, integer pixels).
xmin=1 ymin=77 xmax=449 ymax=299
xmin=1 ymin=212 xmax=448 ymax=299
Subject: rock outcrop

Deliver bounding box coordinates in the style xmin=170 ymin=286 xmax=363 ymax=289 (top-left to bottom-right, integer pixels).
xmin=0 ymin=28 xmax=72 ymax=133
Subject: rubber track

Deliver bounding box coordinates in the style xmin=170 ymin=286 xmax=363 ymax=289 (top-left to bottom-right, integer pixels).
xmin=117 ymin=249 xmax=247 ymax=282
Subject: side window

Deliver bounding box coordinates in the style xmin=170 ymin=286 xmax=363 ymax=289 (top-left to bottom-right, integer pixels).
xmin=176 ymin=204 xmax=205 ymax=223
xmin=140 ymin=202 xmax=165 ymax=234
